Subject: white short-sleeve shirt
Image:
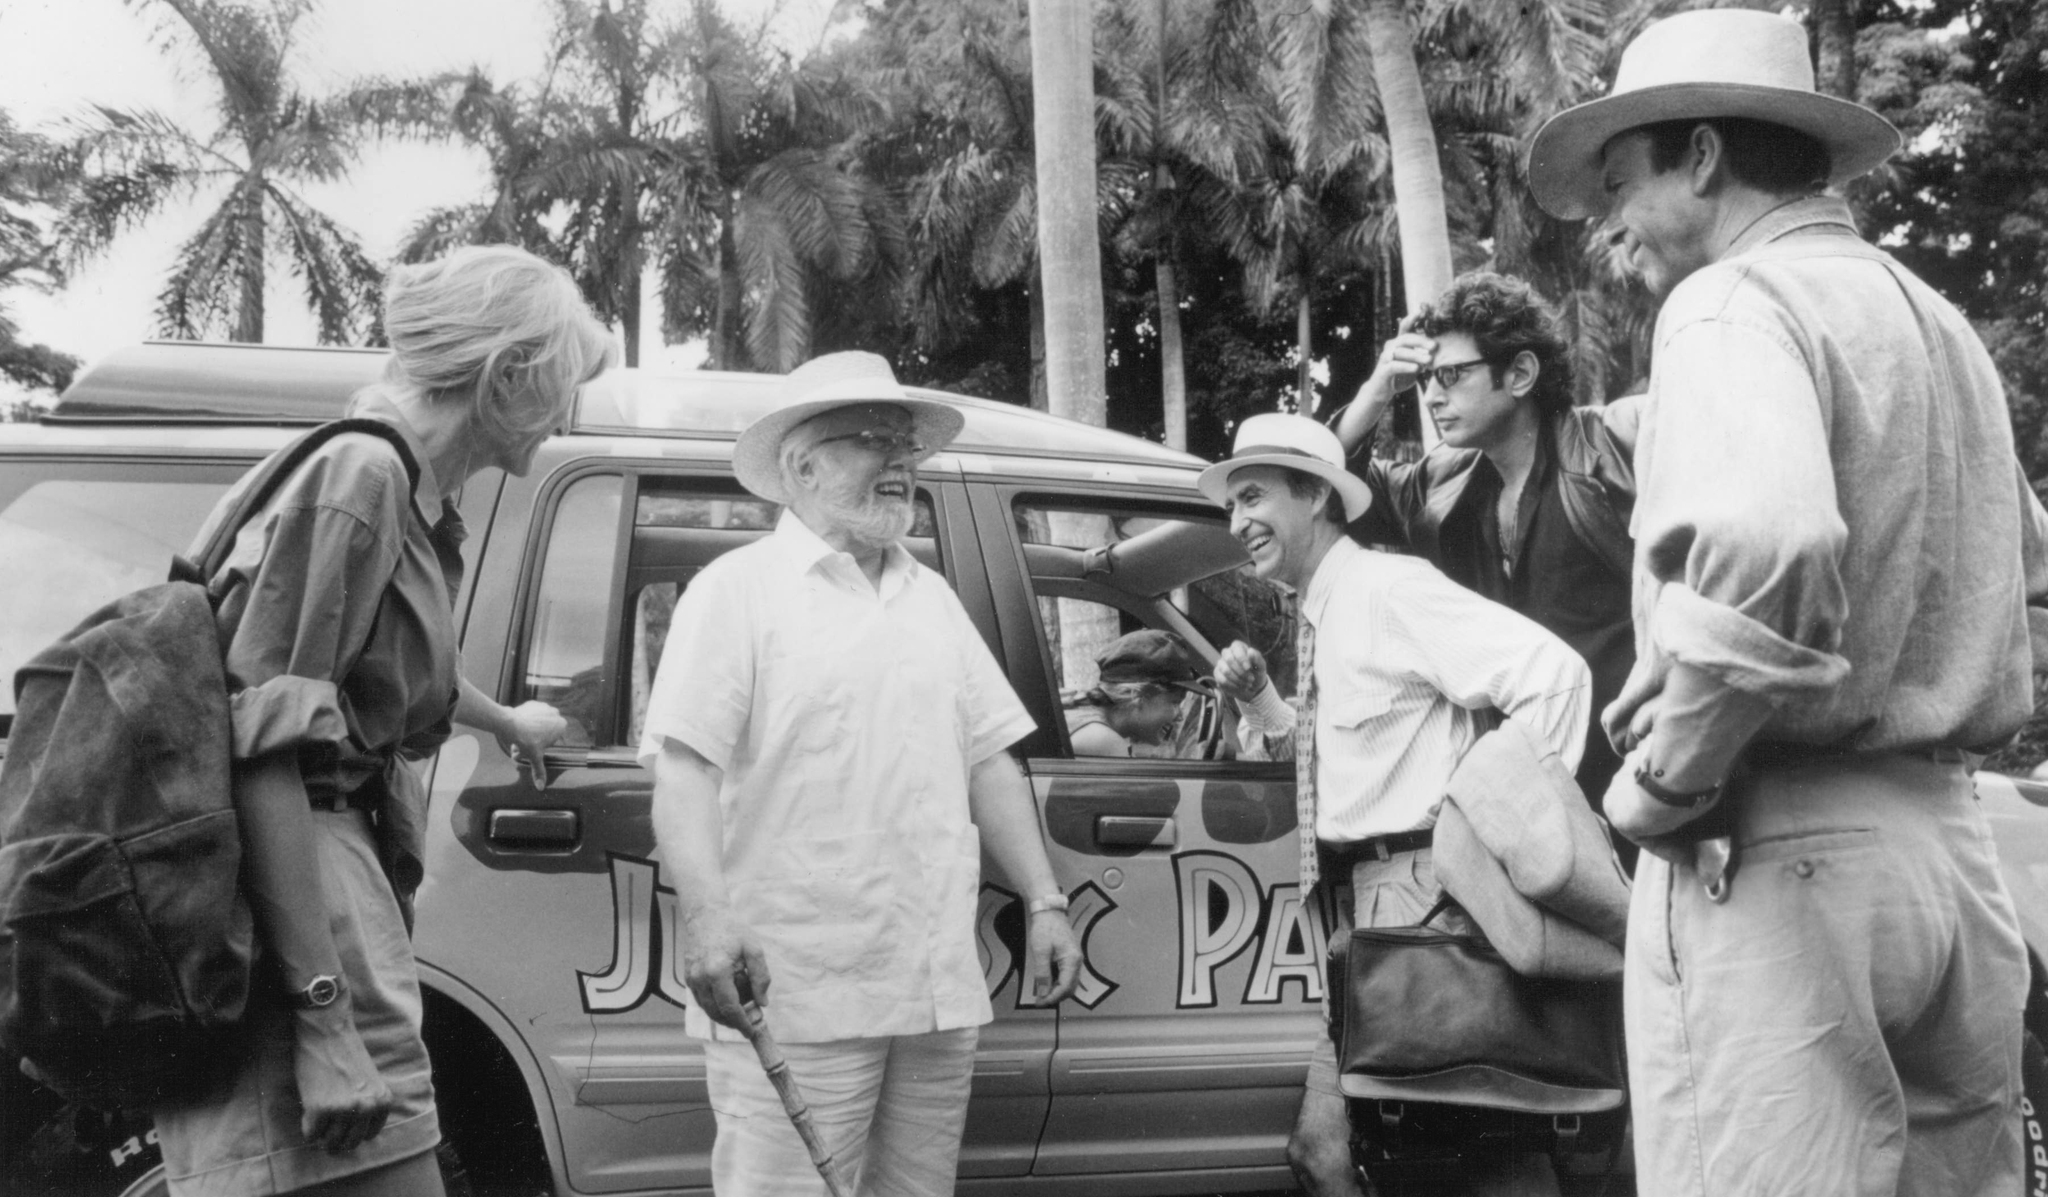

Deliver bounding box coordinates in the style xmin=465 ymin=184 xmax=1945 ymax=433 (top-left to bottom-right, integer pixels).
xmin=638 ymin=510 xmax=1037 ymax=1043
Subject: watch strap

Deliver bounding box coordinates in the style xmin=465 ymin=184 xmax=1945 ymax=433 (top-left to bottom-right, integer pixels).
xmin=1634 ymin=765 xmax=1722 ymax=810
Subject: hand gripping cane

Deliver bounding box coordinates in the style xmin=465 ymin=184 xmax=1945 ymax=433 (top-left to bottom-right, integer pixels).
xmin=732 ymin=968 xmax=856 ymax=1197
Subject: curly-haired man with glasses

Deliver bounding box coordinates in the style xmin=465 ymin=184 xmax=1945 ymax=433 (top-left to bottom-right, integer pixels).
xmin=1330 ymin=271 xmax=1640 ymax=837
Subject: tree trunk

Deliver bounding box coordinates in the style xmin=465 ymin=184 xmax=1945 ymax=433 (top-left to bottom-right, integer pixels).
xmin=1296 ymin=287 xmax=1314 ymax=413
xmin=1152 ymin=0 xmax=1185 ymax=449
xmin=1360 ymin=0 xmax=1450 ymax=445
xmin=1029 ymin=279 xmax=1050 ymax=412
xmin=1157 ymin=257 xmax=1186 ymax=447
xmin=234 ymin=189 xmax=265 ymax=344
xmin=1027 ymin=0 xmax=1108 ymax=430
xmin=621 ymin=213 xmax=643 ymax=368
xmin=1814 ymin=0 xmax=1858 ymax=100
xmin=713 ymin=199 xmax=744 ymax=370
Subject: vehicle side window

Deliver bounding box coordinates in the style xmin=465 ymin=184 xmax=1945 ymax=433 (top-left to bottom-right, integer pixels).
xmin=524 ymin=474 xmax=626 ymax=747
xmin=1013 ymin=499 xmax=1297 ymax=760
xmin=0 ymin=468 xmax=237 ymax=724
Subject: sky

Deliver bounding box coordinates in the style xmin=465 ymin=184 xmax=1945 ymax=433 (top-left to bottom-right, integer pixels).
xmin=0 ymin=0 xmax=840 ymax=392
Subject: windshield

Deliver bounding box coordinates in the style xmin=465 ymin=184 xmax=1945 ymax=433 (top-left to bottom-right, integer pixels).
xmin=0 ymin=464 xmax=239 ymax=722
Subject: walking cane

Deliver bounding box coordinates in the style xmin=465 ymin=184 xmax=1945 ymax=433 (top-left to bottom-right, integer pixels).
xmin=733 ymin=968 xmax=856 ymax=1197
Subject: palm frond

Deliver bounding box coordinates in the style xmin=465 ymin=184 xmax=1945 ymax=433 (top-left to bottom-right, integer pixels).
xmin=265 ymin=184 xmax=381 ymax=343
xmin=396 ymin=204 xmax=490 ymax=265
xmin=734 ymin=190 xmax=811 ymax=373
xmin=742 ymin=148 xmax=873 ymax=281
xmin=153 ymin=180 xmax=260 ymax=339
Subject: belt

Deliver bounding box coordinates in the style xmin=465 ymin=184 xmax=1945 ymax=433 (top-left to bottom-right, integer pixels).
xmin=1322 ymin=828 xmax=1432 ymax=872
xmin=310 ymin=789 xmax=378 ymax=814
xmin=1746 ymin=740 xmax=1971 ymax=774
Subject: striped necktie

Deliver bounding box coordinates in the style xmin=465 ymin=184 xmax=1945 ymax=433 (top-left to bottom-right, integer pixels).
xmin=1294 ymin=615 xmax=1319 ymax=892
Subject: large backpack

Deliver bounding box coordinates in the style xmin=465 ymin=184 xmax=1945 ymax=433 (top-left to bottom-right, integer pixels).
xmin=0 ymin=419 xmax=419 ymax=1108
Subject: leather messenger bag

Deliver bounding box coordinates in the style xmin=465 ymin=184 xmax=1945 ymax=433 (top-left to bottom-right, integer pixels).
xmin=1327 ymin=896 xmax=1624 ymax=1115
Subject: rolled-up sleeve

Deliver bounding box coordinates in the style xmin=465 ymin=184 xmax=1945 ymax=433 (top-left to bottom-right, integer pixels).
xmin=220 ymin=457 xmax=406 ymax=761
xmin=637 ymin=561 xmax=757 ymax=772
xmin=1637 ymin=317 xmax=1852 ymax=701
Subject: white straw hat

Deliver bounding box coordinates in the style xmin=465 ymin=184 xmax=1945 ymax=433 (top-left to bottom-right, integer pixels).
xmin=1528 ymin=9 xmax=1902 ymax=220
xmin=1197 ymin=413 xmax=1371 ymax=522
xmin=731 ymin=351 xmax=965 ymax=504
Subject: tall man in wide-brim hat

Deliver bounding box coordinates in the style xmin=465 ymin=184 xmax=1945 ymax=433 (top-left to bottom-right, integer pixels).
xmin=640 ymin=350 xmax=1080 ymax=1195
xmin=1529 ymin=8 xmax=2048 ymax=1193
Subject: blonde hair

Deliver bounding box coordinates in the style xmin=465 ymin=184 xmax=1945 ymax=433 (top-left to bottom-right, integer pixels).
xmin=380 ymin=245 xmax=617 ymax=443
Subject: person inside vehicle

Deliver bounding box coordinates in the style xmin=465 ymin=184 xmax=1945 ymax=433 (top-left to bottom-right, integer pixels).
xmin=150 ymin=245 xmax=612 ymax=1197
xmin=1066 ymin=629 xmax=1213 ymax=757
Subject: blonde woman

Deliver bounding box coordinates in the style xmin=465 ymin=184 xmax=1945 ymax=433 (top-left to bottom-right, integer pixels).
xmin=152 ymin=246 xmax=616 ymax=1197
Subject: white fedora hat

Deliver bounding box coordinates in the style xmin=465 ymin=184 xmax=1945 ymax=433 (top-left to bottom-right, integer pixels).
xmin=1528 ymin=8 xmax=1902 ymax=221
xmin=731 ymin=351 xmax=965 ymax=504
xmin=1197 ymin=413 xmax=1371 ymax=523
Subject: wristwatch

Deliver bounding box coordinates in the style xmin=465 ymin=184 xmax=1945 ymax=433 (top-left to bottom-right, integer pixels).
xmin=287 ymin=974 xmax=346 ymax=1011
xmin=1634 ymin=764 xmax=1723 ymax=810
xmin=1026 ymin=893 xmax=1070 ymax=917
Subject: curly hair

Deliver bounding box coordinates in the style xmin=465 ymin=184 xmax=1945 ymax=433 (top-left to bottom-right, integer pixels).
xmin=1412 ymin=271 xmax=1575 ymax=419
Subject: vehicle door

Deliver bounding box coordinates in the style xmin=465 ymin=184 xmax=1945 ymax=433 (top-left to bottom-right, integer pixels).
xmin=966 ymin=480 xmax=1330 ymax=1179
xmin=413 ymin=450 xmax=1055 ymax=1194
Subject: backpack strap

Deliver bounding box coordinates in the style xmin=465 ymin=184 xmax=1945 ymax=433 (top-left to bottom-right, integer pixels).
xmin=174 ymin=418 xmax=423 ymax=586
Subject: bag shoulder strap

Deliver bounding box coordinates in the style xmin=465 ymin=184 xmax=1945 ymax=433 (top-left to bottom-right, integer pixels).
xmin=176 ymin=418 xmax=422 ymax=585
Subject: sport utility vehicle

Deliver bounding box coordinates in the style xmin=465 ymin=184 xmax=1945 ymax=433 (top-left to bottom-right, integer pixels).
xmin=7 ymin=341 xmax=2048 ymax=1197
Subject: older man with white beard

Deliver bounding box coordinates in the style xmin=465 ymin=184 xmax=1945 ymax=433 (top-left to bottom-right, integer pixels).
xmin=641 ymin=351 xmax=1080 ymax=1197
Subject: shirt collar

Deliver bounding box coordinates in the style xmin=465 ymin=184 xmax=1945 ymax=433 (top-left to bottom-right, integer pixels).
xmin=771 ymin=508 xmax=918 ymax=596
xmin=1300 ymin=535 xmax=1363 ymax=628
xmin=345 ymin=390 xmax=449 ymax=527
xmin=1726 ymin=195 xmax=1860 ymax=259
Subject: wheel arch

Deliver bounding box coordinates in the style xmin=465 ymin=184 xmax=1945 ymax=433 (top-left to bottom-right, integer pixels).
xmin=418 ymin=963 xmax=566 ymax=1196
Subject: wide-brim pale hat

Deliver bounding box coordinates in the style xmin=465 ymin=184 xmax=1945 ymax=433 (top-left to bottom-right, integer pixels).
xmin=1197 ymin=412 xmax=1371 ymax=523
xmin=731 ymin=350 xmax=965 ymax=504
xmin=1528 ymin=8 xmax=1902 ymax=220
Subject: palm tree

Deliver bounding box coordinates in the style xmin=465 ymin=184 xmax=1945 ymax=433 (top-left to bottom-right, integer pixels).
xmin=651 ymin=0 xmax=903 ymax=372
xmin=0 ymin=109 xmax=81 ymax=395
xmin=395 ymin=70 xmax=567 ymax=267
xmin=56 ymin=0 xmax=428 ymax=344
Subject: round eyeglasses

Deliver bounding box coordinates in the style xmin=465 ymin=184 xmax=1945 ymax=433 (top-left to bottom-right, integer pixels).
xmin=819 ymin=429 xmax=927 ymax=457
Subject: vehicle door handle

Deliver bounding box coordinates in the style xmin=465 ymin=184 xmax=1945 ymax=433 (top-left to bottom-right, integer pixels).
xmin=489 ymin=808 xmax=580 ymax=846
xmin=1095 ymin=815 xmax=1176 ymax=848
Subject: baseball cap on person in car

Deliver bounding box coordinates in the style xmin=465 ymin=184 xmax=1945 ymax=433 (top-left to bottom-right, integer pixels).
xmin=1096 ymin=630 xmax=1212 ymax=695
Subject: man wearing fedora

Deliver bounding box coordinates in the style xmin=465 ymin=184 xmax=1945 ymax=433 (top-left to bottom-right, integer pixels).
xmin=639 ymin=350 xmax=1081 ymax=1195
xmin=1529 ymin=8 xmax=2047 ymax=1194
xmin=1202 ymin=412 xmax=1591 ymax=1196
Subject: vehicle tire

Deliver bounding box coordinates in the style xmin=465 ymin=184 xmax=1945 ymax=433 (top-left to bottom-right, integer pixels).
xmin=8 ymin=1102 xmax=164 ymax=1197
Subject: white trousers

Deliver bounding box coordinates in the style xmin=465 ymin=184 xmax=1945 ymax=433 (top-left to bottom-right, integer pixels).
xmin=701 ymin=1027 xmax=978 ymax=1197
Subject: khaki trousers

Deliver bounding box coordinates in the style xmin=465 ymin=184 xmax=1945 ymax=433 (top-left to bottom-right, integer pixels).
xmin=1626 ymin=755 xmax=2028 ymax=1196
